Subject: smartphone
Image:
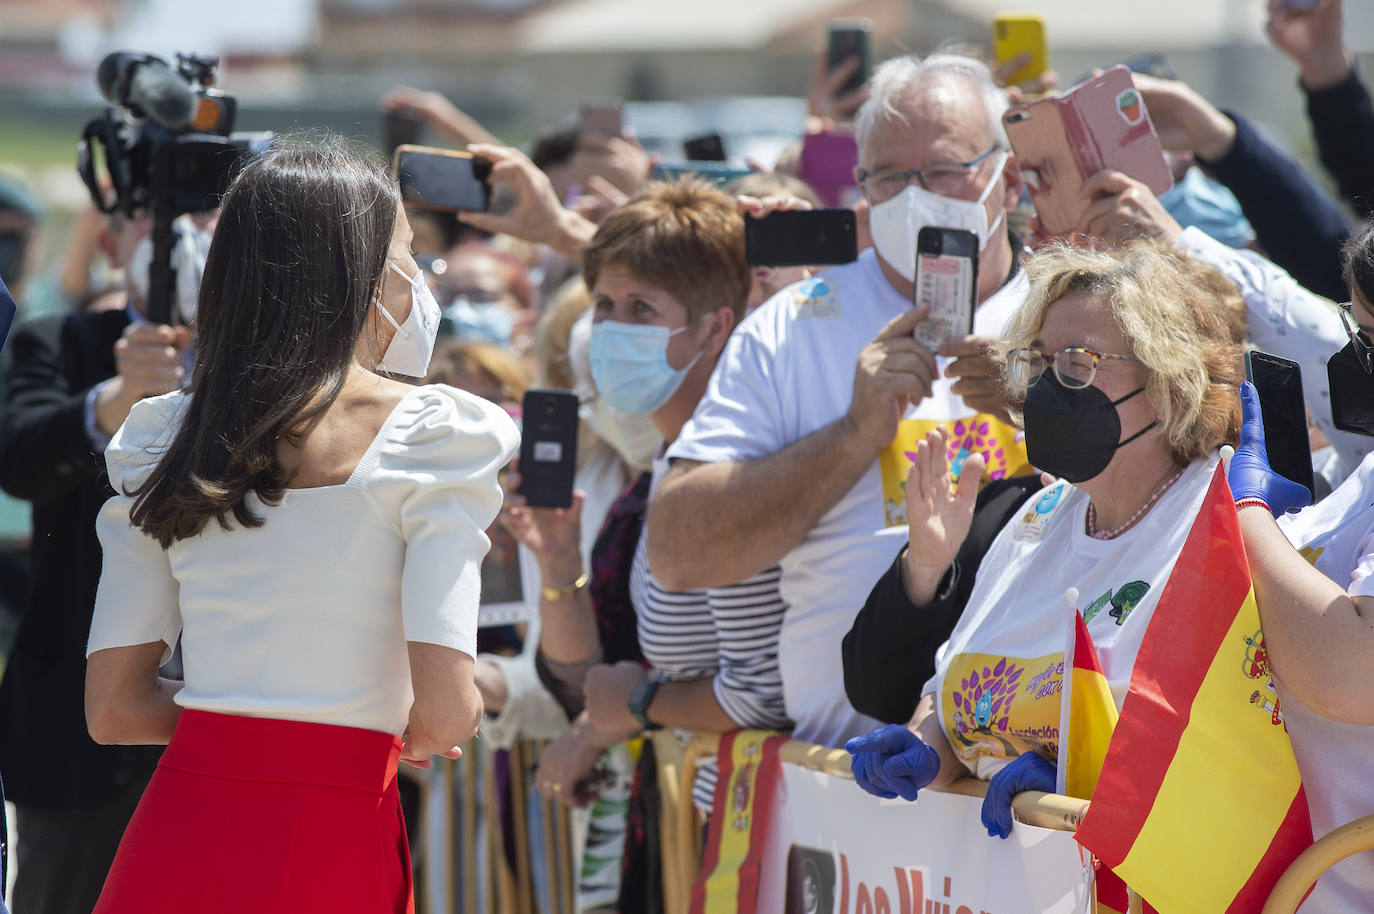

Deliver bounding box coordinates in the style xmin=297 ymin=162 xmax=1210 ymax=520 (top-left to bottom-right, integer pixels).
xmin=579 ymin=100 xmax=624 ymax=138
xmin=519 ymin=389 xmax=579 ymax=509
xmin=683 ymin=132 xmax=726 ymax=162
xmin=992 ymin=13 xmax=1049 ymax=87
xmin=394 ymin=145 xmax=491 ymax=213
xmin=913 ymin=227 xmax=978 ymax=350
xmin=827 ymin=19 xmax=873 ymax=97
xmin=1283 ymin=0 xmax=1321 ymax=8
xmin=1003 ymin=66 xmax=1172 ymax=236
xmin=382 ymin=109 xmax=424 ymax=158
xmin=1245 ymin=350 xmax=1315 ymax=506
xmin=744 ymin=209 xmax=858 ymax=267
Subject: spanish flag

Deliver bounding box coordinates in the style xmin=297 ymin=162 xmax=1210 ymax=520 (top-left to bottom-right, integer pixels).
xmin=1075 ymin=464 xmax=1312 ymax=912
xmin=689 ymin=730 xmax=786 ymax=914
xmin=1059 ymin=606 xmax=1119 ymax=801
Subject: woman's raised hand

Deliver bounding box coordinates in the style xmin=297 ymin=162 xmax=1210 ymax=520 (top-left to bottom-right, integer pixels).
xmin=901 ymin=428 xmax=983 ymax=605
xmin=499 ymin=462 xmax=586 ymax=578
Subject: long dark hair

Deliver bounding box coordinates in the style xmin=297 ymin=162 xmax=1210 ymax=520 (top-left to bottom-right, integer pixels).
xmin=129 ymin=136 xmax=400 ymax=547
xmin=1343 ymin=218 xmax=1374 ymax=308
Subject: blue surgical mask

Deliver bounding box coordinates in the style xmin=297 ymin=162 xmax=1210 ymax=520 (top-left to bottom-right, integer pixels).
xmin=1158 ymin=167 xmax=1254 ymax=249
xmin=589 ymin=320 xmax=701 ymax=415
xmin=442 ymin=296 xmax=515 ymax=345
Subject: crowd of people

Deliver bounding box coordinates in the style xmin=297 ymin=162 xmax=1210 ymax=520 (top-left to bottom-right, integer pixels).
xmin=1 ymin=0 xmax=1373 ymax=911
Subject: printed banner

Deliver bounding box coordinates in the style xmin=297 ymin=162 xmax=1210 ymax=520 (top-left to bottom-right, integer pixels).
xmin=751 ymin=762 xmax=1093 ymax=914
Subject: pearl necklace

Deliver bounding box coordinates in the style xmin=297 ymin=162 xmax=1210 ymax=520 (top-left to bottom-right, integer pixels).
xmin=1085 ymin=467 xmax=1185 ymax=540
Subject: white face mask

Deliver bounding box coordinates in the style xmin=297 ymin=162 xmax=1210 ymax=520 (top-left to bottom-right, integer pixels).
xmin=868 ymin=152 xmax=1008 ymax=282
xmin=375 ymin=260 xmax=442 ymax=378
xmin=125 ymin=215 xmax=213 ymax=325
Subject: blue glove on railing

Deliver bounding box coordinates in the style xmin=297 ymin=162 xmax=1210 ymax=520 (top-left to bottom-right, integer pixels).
xmin=980 ymin=751 xmax=1055 ymax=839
xmin=844 ymin=724 xmax=940 ymax=802
xmin=1230 ymin=381 xmax=1311 ymax=517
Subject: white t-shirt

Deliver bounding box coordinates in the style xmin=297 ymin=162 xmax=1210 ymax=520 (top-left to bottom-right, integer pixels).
xmin=668 ymin=247 xmax=1031 ymax=748
xmin=1175 ymin=226 xmax=1371 ymax=481
xmin=923 ymin=456 xmax=1218 ymax=780
xmin=87 ymin=385 xmax=520 ymax=738
xmin=1274 ymin=451 xmax=1374 ymax=911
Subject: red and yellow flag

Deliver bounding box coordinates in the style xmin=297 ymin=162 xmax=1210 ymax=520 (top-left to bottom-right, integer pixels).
xmin=1060 ymin=607 xmax=1119 ymax=801
xmin=689 ymin=730 xmax=786 ymax=914
xmin=1075 ymin=464 xmax=1312 ymax=912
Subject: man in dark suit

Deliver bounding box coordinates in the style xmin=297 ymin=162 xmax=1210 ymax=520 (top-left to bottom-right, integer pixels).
xmin=0 ymin=209 xmax=193 ymax=914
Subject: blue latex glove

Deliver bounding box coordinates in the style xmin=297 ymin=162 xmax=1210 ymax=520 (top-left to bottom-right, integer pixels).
xmin=981 ymin=751 xmax=1055 ymax=839
xmin=844 ymin=724 xmax=940 ymax=802
xmin=1230 ymin=381 xmax=1312 ymax=516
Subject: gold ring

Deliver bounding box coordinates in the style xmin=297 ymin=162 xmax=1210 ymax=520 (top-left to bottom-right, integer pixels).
xmin=546 ymin=782 xmax=562 ymax=793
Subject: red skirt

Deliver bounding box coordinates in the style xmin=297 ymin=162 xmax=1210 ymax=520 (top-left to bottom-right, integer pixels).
xmin=95 ymin=709 xmax=413 ymax=914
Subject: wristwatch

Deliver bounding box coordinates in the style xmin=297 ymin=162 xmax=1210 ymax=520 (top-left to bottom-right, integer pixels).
xmin=628 ymin=676 xmax=663 ymax=731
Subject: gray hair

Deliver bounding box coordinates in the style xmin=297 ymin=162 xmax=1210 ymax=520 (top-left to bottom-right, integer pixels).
xmin=854 ymin=51 xmax=1010 ymax=162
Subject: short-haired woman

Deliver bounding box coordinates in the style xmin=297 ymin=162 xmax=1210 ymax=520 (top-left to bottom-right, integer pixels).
xmin=84 ymin=139 xmax=518 ymax=912
xmin=846 ymin=242 xmax=1243 ymax=836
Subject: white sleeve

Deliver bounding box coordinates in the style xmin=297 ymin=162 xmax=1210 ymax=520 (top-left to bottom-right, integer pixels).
xmin=667 ymin=320 xmax=789 ymax=465
xmin=87 ymin=393 xmax=188 ymax=662
xmin=1175 ymin=226 xmax=1372 ymax=478
xmin=369 ymin=386 xmax=520 ymax=659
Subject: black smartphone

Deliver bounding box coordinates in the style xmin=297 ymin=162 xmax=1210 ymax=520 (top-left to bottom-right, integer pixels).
xmin=0 ymin=274 xmax=15 ymax=352
xmin=579 ymin=100 xmax=624 ymax=138
xmin=382 ymin=109 xmax=424 ymax=158
xmin=393 ymin=145 xmax=491 ymax=213
xmin=784 ymin=845 xmax=835 ymax=914
xmin=683 ymin=132 xmax=726 ymax=162
xmin=744 ymin=209 xmax=858 ymax=267
xmin=1245 ymin=350 xmax=1315 ymax=506
xmin=519 ymin=389 xmax=579 ymax=509
xmin=827 ymin=19 xmax=873 ymax=97
xmin=913 ymin=227 xmax=979 ymax=350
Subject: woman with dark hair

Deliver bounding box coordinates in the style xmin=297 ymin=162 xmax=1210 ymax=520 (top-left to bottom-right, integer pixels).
xmin=1230 ymin=218 xmax=1374 ymax=909
xmin=83 ymin=139 xmax=518 ymax=912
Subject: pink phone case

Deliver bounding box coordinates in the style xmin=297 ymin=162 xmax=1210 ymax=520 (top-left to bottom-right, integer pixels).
xmin=1003 ymin=66 xmax=1173 ymax=236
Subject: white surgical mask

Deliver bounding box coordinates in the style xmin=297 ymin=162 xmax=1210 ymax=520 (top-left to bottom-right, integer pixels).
xmin=375 ymin=260 xmax=442 ymax=377
xmin=569 ymin=309 xmax=662 ymax=472
xmin=125 ymin=215 xmax=213 ymax=325
xmin=868 ymin=152 xmax=1008 ymax=282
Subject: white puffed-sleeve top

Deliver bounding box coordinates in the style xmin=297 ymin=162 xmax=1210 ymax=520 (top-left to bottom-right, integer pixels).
xmin=87 ymin=384 xmax=520 ymax=737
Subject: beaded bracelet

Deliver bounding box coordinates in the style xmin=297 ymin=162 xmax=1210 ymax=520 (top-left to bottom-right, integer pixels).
xmin=1235 ymin=497 xmax=1272 ymax=514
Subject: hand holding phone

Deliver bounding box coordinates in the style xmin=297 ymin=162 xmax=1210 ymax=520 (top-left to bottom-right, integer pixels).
xmin=394 ymin=144 xmax=492 ymax=213
xmin=825 ymin=19 xmax=873 ymax=113
xmin=1244 ymin=350 xmax=1314 ymax=506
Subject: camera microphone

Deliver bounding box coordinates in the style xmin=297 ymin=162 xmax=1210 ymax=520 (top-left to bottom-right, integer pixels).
xmin=97 ymin=52 xmax=196 ymax=131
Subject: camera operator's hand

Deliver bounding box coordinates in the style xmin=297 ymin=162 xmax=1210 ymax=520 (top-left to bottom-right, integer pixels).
xmin=95 ymin=322 xmax=191 ymax=436
xmin=843 ymin=308 xmax=938 ymax=457
xmin=1267 ymin=0 xmax=1352 ymax=91
xmin=1075 ymin=170 xmax=1183 ymax=247
xmin=462 ymin=144 xmax=597 ymax=260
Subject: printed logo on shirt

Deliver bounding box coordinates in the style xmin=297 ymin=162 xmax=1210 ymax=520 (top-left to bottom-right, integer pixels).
xmin=1081 ymin=580 xmax=1151 ymax=626
xmin=788 ymin=276 xmax=842 ymax=319
xmin=1012 ymin=482 xmax=1067 ymax=542
xmin=879 ymin=416 xmax=1030 ymax=527
xmin=941 ymin=650 xmax=1063 ymax=768
xmin=1298 ymin=545 xmax=1325 ymax=565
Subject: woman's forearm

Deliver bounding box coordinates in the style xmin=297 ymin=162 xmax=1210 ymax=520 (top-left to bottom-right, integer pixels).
xmin=1241 ymin=505 xmax=1374 ymax=724
xmin=911 ymin=692 xmax=964 ymax=788
xmin=643 ymin=677 xmax=738 ymax=733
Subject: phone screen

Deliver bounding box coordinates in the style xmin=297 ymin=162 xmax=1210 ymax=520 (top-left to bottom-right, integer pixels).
xmin=744 ymin=209 xmax=858 ymax=267
xmin=913 ymin=227 xmax=978 ymax=350
xmin=1245 ymin=350 xmax=1315 ymax=505
xmin=394 ymin=146 xmax=491 ymax=213
xmin=683 ymin=133 xmax=726 ymax=162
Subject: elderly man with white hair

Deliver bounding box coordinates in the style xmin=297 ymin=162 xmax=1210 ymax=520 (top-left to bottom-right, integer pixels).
xmin=647 ymin=51 xmax=1032 ymax=749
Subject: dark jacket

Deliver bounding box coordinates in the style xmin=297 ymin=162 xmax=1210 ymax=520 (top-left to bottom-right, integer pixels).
xmin=842 ymin=475 xmax=1042 ymax=726
xmin=1200 ymin=111 xmax=1351 ymax=302
xmin=0 ymin=309 xmax=161 ymax=807
xmin=1305 ymin=67 xmax=1374 ymax=221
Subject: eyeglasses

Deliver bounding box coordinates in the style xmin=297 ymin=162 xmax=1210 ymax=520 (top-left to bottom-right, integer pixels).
xmin=1337 ymin=302 xmax=1374 ymax=375
xmin=856 ymin=145 xmax=1003 ymax=201
xmin=1006 ymin=347 xmax=1137 ymax=395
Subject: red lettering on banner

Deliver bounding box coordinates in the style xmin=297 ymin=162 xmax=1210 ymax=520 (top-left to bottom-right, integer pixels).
xmin=856 ymin=884 xmax=873 ymax=914
xmin=840 ymin=852 xmax=850 ymax=914
xmin=874 ymin=886 xmax=890 ymax=914
xmin=837 ymin=854 xmax=989 ymax=914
